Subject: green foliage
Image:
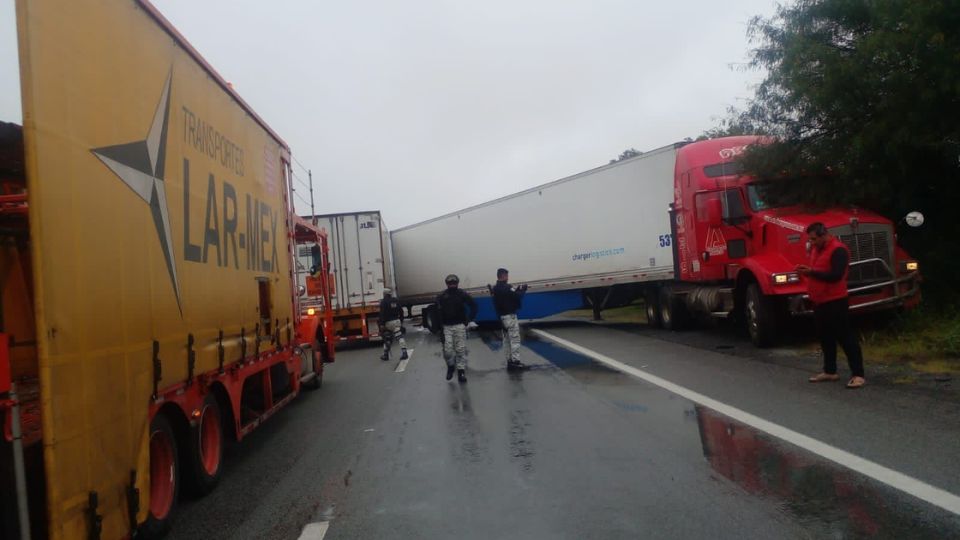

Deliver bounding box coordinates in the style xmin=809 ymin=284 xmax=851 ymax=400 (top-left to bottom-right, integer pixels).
xmin=711 ymin=0 xmax=960 ymax=303
xmin=699 ymin=106 xmax=766 ymax=140
xmin=610 ymin=148 xmax=642 ymax=163
xmin=861 ymin=306 xmax=960 ymax=360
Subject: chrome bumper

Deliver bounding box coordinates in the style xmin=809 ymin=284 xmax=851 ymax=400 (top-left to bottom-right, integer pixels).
xmin=789 ymin=258 xmax=920 ymax=315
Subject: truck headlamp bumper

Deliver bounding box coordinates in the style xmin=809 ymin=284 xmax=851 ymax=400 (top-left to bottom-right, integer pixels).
xmin=306 ymin=308 xmax=316 ymax=316
xmin=772 ymin=272 xmax=801 ymax=285
xmin=902 ymin=261 xmax=919 ymax=272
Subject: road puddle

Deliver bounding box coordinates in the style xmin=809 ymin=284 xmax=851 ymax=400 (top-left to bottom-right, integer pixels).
xmin=528 ymin=335 xmax=960 ymax=538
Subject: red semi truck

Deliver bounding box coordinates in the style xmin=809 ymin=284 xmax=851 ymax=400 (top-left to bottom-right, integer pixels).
xmin=658 ymin=135 xmax=921 ymax=345
xmin=397 ymin=135 xmax=920 ymax=344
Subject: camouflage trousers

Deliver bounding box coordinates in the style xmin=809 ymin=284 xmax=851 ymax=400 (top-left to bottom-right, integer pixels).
xmin=442 ymin=324 xmax=467 ymax=369
xmin=500 ymin=314 xmax=521 ymax=363
xmin=382 ymin=319 xmax=406 ymax=352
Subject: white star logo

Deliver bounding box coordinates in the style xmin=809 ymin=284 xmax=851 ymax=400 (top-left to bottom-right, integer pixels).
xmin=91 ymin=70 xmax=182 ymax=314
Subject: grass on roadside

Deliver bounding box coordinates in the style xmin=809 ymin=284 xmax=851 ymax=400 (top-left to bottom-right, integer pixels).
xmin=563 ymin=300 xmax=959 ymax=376
xmin=860 ymin=307 xmax=960 ymax=375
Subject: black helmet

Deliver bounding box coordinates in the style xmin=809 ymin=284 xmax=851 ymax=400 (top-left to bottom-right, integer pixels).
xmin=444 ymin=274 xmax=460 ymax=284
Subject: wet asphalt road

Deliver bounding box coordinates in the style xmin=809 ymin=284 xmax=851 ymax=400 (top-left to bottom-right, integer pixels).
xmin=168 ymin=322 xmax=960 ymax=540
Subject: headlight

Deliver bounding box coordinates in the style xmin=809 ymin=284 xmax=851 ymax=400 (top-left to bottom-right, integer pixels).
xmin=902 ymin=261 xmax=919 ymax=272
xmin=306 ymin=308 xmax=316 ymax=316
xmin=772 ymin=272 xmax=801 ymax=285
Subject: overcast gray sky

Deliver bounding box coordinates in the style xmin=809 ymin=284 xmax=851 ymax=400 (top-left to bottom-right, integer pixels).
xmin=1 ymin=0 xmax=779 ymax=229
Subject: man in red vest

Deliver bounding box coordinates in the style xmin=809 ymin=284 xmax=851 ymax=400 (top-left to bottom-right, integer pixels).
xmin=796 ymin=222 xmax=866 ymax=389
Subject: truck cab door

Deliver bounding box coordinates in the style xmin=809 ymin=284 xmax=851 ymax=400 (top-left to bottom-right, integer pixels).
xmin=694 ymin=189 xmax=750 ymax=281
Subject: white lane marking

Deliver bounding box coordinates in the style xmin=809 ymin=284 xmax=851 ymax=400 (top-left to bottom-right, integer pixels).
xmin=298 ymin=521 xmax=329 ymax=540
xmin=530 ymin=328 xmax=960 ymax=517
xmin=395 ymin=349 xmax=414 ymax=372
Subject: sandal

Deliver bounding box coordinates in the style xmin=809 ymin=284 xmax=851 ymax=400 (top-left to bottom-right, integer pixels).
xmin=808 ymin=373 xmax=840 ymax=383
xmin=846 ymin=377 xmax=866 ymax=389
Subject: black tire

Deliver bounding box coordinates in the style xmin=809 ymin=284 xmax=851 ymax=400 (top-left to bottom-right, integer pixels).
xmin=317 ymin=328 xmax=332 ymax=364
xmin=184 ymin=395 xmax=223 ymax=496
xmin=658 ymin=286 xmax=689 ymax=331
xmin=301 ymin=347 xmax=322 ymax=390
xmin=140 ymin=414 xmax=180 ymax=539
xmin=645 ymin=289 xmax=662 ymax=328
xmin=422 ymin=305 xmax=441 ymax=334
xmin=0 ymin=436 xmax=19 ymax=539
xmin=311 ymin=349 xmax=325 ymax=388
xmin=745 ymin=283 xmax=777 ymax=347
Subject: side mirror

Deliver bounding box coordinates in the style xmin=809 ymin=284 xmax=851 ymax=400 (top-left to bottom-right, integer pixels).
xmin=706 ymin=198 xmax=723 ymax=227
xmin=297 ymin=285 xmax=306 ymax=297
xmin=904 ymin=211 xmax=924 ymax=228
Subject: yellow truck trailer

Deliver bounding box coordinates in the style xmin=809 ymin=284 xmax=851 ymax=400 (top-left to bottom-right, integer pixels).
xmin=0 ymin=1 xmax=336 ymax=538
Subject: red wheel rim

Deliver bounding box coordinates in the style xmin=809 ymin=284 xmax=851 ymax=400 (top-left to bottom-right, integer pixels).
xmin=149 ymin=428 xmax=175 ymax=519
xmin=199 ymin=404 xmax=222 ymax=475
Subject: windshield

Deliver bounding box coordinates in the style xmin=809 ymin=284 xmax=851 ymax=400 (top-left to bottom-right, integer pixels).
xmin=746 ymin=183 xmax=784 ymax=211
xmin=703 ymin=161 xmax=745 ymax=178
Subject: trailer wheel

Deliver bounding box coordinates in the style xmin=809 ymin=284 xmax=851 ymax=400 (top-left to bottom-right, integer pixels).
xmin=317 ymin=328 xmax=333 ymax=364
xmin=658 ymin=286 xmax=689 ymax=331
xmin=185 ymin=394 xmax=223 ymax=496
xmin=142 ymin=414 xmax=179 ymax=539
xmin=745 ymin=283 xmax=776 ymax=347
xmin=422 ymin=305 xmax=441 ymax=334
xmin=314 ymin=356 xmax=325 ymax=387
xmin=306 ymin=345 xmax=324 ymax=390
xmin=645 ymin=289 xmax=661 ymax=328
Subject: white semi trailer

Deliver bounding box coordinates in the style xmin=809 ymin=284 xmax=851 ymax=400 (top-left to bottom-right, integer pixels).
xmin=391 ymin=145 xmax=678 ymax=328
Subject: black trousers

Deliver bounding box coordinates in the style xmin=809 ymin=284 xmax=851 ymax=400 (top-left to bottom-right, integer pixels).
xmin=813 ymin=298 xmax=865 ymax=377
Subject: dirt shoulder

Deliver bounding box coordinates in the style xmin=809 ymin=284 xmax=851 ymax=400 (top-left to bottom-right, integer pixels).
xmin=557 ymin=303 xmax=959 ymax=399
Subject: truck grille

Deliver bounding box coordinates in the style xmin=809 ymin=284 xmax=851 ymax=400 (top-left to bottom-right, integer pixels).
xmin=836 ymin=229 xmax=892 ymax=284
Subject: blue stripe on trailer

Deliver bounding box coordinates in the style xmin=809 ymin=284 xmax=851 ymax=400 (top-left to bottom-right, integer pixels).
xmin=473 ymin=290 xmax=584 ymax=322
